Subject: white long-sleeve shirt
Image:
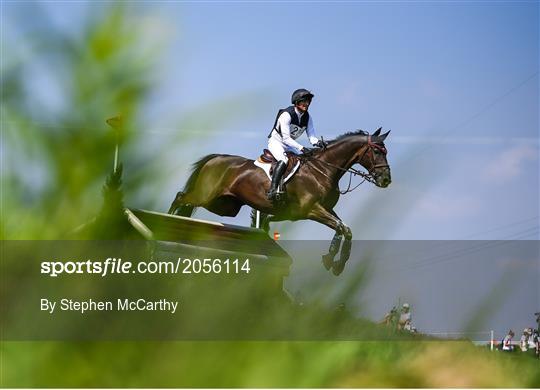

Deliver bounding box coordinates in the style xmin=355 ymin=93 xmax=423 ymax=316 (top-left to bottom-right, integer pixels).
xmin=502 ymin=335 xmax=513 ymax=350
xmin=270 ymin=107 xmax=319 ymax=153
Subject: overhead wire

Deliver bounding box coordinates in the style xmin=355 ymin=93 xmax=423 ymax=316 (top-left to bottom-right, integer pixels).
xmin=400 ymin=71 xmax=539 ymax=166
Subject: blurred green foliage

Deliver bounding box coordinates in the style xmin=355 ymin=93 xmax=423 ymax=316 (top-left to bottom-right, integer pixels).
xmin=1 ymin=3 xmax=264 ymax=239
xmin=2 ymin=4 xmax=156 ymax=239
xmin=3 ymin=339 xmax=539 ymax=387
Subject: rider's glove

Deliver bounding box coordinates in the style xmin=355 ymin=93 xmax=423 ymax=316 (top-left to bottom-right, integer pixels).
xmin=314 ymin=139 xmax=327 ymax=148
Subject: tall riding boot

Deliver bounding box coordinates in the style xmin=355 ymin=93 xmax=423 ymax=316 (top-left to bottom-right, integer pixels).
xmin=267 ymin=161 xmax=287 ymax=201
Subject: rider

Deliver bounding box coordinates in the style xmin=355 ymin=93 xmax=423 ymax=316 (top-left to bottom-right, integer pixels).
xmin=266 ymin=88 xmax=325 ymax=201
xmin=382 ymin=306 xmax=399 ymax=329
xmin=520 ymin=328 xmax=530 ymax=352
xmin=398 ymin=303 xmax=412 ymax=331
xmin=502 ymin=330 xmax=515 ymax=351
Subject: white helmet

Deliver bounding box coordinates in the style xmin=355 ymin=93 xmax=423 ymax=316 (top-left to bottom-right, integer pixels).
xmin=403 ymin=303 xmax=410 ymax=309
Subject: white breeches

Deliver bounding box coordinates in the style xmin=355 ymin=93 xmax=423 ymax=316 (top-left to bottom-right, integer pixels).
xmin=268 ymin=137 xmax=299 ymax=163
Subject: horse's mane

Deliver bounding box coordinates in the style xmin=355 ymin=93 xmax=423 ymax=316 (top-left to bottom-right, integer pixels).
xmin=326 ymin=129 xmax=369 ymax=145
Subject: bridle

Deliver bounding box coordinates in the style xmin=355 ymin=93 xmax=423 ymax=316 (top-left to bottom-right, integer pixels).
xmin=366 ymin=134 xmax=390 ymax=171
xmin=301 ymin=135 xmax=389 ymax=194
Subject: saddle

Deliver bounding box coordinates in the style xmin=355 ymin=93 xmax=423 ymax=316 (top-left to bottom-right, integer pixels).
xmin=257 ymin=149 xmax=300 ymax=176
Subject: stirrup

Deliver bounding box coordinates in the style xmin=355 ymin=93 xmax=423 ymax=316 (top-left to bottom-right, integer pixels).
xmin=267 ymin=188 xmax=284 ymax=202
xmin=267 ymin=189 xmax=281 ymax=199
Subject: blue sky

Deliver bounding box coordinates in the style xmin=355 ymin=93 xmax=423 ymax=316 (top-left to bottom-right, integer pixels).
xmin=3 ymin=1 xmax=538 ymax=334
xmin=5 ymin=1 xmax=537 ymax=241
xmin=145 ymin=1 xmax=539 ymax=241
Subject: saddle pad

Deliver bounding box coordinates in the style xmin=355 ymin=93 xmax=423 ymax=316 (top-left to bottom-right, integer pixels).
xmin=254 ymin=159 xmax=301 ymax=183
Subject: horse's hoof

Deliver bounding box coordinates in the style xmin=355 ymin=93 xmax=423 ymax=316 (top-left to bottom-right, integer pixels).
xmin=340 ymin=240 xmax=352 ymax=262
xmin=332 ymin=261 xmax=345 ymax=276
xmin=322 ymin=254 xmax=334 ymax=270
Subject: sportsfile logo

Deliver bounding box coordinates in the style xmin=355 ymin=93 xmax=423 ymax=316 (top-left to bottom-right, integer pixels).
xmin=40 ymin=257 xmax=251 ymax=277
xmin=41 ymin=258 xmax=133 ymax=277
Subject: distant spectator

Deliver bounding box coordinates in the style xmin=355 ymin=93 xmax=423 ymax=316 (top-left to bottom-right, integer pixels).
xmin=520 ymin=329 xmax=530 ymax=352
xmin=502 ymin=330 xmax=515 ymax=352
xmin=382 ymin=306 xmax=397 ymax=328
xmin=533 ymin=330 xmax=540 ymax=358
xmin=398 ymin=303 xmax=412 ymax=331
xmin=527 ymin=328 xmax=537 ymax=350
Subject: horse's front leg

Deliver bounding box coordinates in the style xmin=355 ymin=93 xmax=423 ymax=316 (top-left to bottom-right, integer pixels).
xmin=322 ymin=232 xmax=342 ymax=270
xmin=307 ymin=206 xmax=350 ymax=274
xmin=325 ymin=210 xmax=353 ymax=274
xmin=333 ymin=225 xmax=352 ymax=276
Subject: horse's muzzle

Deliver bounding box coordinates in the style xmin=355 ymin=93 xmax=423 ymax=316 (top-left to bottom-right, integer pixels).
xmin=375 ymin=168 xmax=391 ymax=188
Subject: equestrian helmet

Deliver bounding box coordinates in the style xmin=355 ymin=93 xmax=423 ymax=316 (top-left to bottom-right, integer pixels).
xmin=291 ymin=88 xmax=314 ymax=104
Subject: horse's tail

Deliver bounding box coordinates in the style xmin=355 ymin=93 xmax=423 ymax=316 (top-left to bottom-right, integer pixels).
xmin=170 ymin=154 xmax=221 ymax=217
xmin=183 ymin=154 xmax=221 ymax=194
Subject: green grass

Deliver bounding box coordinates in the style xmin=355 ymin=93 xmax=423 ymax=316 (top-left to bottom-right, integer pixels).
xmin=3 ymin=339 xmax=539 ymax=387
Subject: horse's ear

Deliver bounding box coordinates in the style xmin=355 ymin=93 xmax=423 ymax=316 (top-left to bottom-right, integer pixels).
xmin=373 ymin=127 xmax=382 ymax=137
xmin=380 ymin=130 xmax=391 ymax=141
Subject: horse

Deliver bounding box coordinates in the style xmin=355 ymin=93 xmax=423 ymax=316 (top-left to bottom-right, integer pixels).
xmin=168 ymin=128 xmax=391 ymax=275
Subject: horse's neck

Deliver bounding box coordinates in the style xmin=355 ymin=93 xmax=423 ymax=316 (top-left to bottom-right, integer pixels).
xmin=320 ymin=137 xmax=367 ymax=181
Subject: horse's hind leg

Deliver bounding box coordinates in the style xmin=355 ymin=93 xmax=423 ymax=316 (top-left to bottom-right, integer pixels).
xmin=261 ymin=214 xmax=270 ymax=233
xmin=168 ymin=191 xmax=183 ymax=214
xmin=250 ymin=209 xmax=270 ymax=232
xmin=168 ymin=191 xmax=194 ymax=217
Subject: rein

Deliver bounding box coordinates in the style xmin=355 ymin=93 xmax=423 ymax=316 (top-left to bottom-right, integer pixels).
xmin=301 ymin=135 xmax=388 ymax=194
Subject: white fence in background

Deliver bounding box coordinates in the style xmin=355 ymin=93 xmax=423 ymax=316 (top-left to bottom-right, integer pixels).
xmin=422 ymin=330 xmax=495 ymax=350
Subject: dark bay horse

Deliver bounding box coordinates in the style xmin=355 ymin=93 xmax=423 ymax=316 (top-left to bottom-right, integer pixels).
xmin=168 ymin=128 xmax=391 ymax=275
